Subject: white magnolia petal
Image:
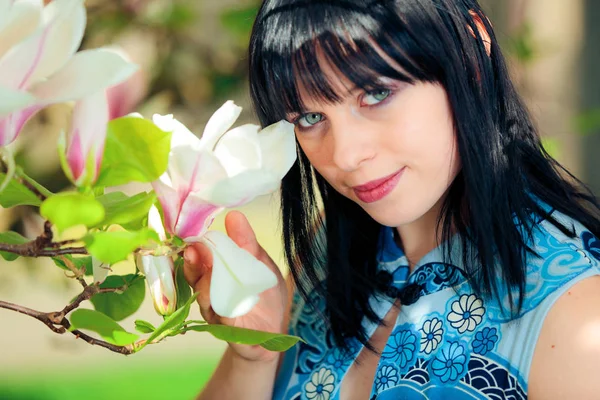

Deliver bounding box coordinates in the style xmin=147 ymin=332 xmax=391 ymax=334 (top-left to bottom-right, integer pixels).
xmin=0 ymin=0 xmax=43 ymax=60
xmin=257 ymin=120 xmax=297 ymax=180
xmin=147 ymin=204 xmax=166 ymax=241
xmin=28 ymin=0 xmax=86 ymax=83
xmin=0 ymin=86 xmax=37 ymax=117
xmin=92 ymin=257 xmax=109 ymax=284
xmin=198 ymin=169 xmax=280 ymax=207
xmin=152 ymin=114 xmax=201 ymax=150
xmin=151 ymin=178 xmax=181 ymax=236
xmin=199 ymin=100 xmax=242 ymax=150
xmin=0 ymin=0 xmax=84 ymax=90
xmin=0 ymin=1 xmax=13 ymax=29
xmin=29 ymin=48 xmax=138 ymax=103
xmin=175 ymin=194 xmax=223 ymax=241
xmin=204 ymin=231 xmax=277 ymax=318
xmin=213 ymin=124 xmax=261 ymax=177
xmin=67 ymin=90 xmax=108 ymax=185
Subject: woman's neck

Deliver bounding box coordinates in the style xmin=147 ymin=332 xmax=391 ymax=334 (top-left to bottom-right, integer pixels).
xmin=395 ymin=198 xmax=446 ymax=270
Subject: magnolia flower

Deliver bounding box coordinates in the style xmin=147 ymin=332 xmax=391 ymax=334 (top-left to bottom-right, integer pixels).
xmin=151 ymin=100 xmax=296 ymax=242
xmin=0 ymin=0 xmax=137 ymax=146
xmin=148 ymin=102 xmax=295 ymax=318
xmin=136 ymin=205 xmax=177 ymax=316
xmin=58 ymin=90 xmax=109 ymax=186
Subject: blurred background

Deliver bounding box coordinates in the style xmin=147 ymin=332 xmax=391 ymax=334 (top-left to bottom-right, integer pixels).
xmin=1 ymin=0 xmax=599 ymax=399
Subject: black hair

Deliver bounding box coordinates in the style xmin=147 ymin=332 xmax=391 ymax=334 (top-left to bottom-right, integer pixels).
xmin=248 ymin=0 xmax=600 ymax=351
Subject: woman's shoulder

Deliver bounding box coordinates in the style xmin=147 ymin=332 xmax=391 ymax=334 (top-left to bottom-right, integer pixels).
xmin=528 ymin=275 xmax=600 ymax=399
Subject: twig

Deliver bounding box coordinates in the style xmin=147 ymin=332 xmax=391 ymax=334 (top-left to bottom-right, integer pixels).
xmin=59 ymin=319 xmax=133 ymax=355
xmin=0 ymin=281 xmax=137 ymax=355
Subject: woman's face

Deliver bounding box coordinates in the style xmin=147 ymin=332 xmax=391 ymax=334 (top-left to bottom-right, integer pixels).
xmin=288 ymin=63 xmax=461 ymax=229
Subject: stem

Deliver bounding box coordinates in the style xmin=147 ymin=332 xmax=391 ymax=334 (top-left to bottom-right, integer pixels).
xmin=0 ymin=146 xmax=16 ymax=194
xmin=14 ymin=167 xmax=51 ymax=201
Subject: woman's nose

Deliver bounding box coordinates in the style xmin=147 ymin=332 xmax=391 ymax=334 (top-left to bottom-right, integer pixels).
xmin=331 ymin=120 xmax=376 ymax=172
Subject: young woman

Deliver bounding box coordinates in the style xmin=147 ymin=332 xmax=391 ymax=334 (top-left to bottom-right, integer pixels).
xmin=183 ymin=0 xmax=600 ymax=398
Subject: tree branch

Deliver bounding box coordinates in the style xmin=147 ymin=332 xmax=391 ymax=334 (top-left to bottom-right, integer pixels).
xmin=1 ymin=281 xmax=137 ymax=355
xmin=0 ymin=301 xmax=65 ymax=334
xmin=0 ymin=242 xmax=88 ymax=257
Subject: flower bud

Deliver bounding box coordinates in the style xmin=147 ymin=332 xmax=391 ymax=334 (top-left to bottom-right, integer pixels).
xmin=136 ymin=254 xmax=177 ymax=316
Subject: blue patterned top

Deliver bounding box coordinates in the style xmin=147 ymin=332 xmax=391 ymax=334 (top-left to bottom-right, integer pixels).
xmin=272 ymin=209 xmax=600 ymax=399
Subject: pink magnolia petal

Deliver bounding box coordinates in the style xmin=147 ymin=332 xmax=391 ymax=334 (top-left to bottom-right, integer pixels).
xmin=168 ymin=145 xmax=227 ymax=196
xmin=175 ymin=194 xmax=223 ymax=240
xmin=0 ymin=0 xmax=43 ymax=60
xmin=151 ymin=178 xmax=181 ymax=236
xmin=65 ymin=128 xmax=84 ymax=180
xmin=107 ymin=69 xmax=147 ymax=119
xmin=0 ymin=103 xmax=44 ymax=146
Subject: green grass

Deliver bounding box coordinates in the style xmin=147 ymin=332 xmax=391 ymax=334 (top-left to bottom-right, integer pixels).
xmin=0 ymin=354 xmax=219 ymax=400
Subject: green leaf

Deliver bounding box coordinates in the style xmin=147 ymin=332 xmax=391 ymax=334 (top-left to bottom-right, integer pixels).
xmin=83 ymin=228 xmax=159 ymax=264
xmin=135 ymin=292 xmax=199 ymax=351
xmin=96 ymin=117 xmax=172 ymax=188
xmin=181 ymin=325 xmax=303 ymax=352
xmin=135 ymin=319 xmax=157 ymax=334
xmin=175 ymin=258 xmax=192 ymax=310
xmin=0 ymin=231 xmax=29 ymax=261
xmin=0 ymin=173 xmax=42 ymax=208
xmin=69 ymin=309 xmax=139 ymax=346
xmin=95 ymin=191 xmax=156 ymax=228
xmin=90 ymin=274 xmax=146 ymax=321
xmin=40 ymin=192 xmax=105 ymax=232
xmin=52 ymin=255 xmax=93 ymax=275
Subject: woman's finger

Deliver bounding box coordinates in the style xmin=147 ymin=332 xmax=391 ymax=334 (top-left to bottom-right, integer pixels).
xmin=183 ymin=241 xmax=212 ymax=288
xmin=224 ymin=210 xmax=262 ymax=257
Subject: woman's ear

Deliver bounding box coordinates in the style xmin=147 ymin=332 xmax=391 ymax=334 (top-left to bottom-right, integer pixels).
xmin=468 ymin=10 xmax=492 ymax=56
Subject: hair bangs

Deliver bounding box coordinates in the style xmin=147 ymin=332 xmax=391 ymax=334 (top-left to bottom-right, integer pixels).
xmin=250 ymin=0 xmax=437 ymax=125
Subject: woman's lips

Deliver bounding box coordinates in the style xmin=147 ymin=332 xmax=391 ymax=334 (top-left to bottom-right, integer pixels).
xmin=352 ymin=168 xmax=405 ymax=203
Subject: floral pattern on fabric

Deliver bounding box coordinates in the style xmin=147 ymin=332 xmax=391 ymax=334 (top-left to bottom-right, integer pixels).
xmin=447 ymin=294 xmax=485 ymax=333
xmin=419 ymin=317 xmax=444 ymax=355
xmin=381 ymin=324 xmax=420 ymax=372
xmin=273 ymin=211 xmax=600 ymax=400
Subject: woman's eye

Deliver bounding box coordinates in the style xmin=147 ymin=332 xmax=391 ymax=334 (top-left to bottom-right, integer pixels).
xmin=363 ymin=88 xmax=392 ymax=106
xmin=297 ymin=112 xmax=323 ymax=128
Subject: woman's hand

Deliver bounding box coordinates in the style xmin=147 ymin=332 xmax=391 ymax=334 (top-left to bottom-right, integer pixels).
xmin=183 ymin=210 xmax=288 ymax=363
